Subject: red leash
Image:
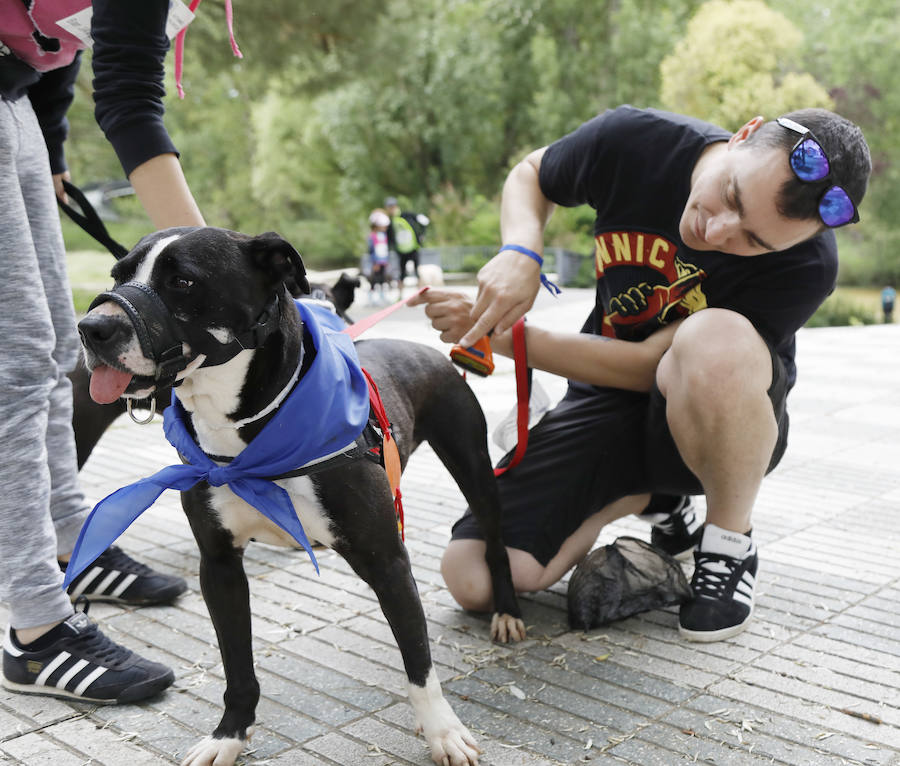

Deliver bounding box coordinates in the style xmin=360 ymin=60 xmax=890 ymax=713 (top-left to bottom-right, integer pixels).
xmin=339 ymin=288 xmax=531 ymax=528
xmin=342 ymin=291 xmax=428 ymax=540
xmin=342 ymin=287 xmax=429 ymax=340
xmin=493 ymin=318 xmax=529 ymax=477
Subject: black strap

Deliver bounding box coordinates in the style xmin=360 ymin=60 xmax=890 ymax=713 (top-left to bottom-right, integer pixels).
xmin=195 ymin=419 xmax=384 ymax=481
xmin=89 ymin=281 xmax=189 ymax=387
xmin=198 ymin=293 xmax=282 ymax=369
xmin=267 ymin=422 xmax=384 ymax=480
xmin=57 ymin=179 xmax=129 ymax=260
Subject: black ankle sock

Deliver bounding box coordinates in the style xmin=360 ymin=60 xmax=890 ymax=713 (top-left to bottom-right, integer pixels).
xmin=13 ymin=619 xmax=69 ymax=652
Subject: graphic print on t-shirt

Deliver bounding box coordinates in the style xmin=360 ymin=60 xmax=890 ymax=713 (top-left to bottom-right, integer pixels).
xmin=594 ymin=230 xmax=707 ymax=341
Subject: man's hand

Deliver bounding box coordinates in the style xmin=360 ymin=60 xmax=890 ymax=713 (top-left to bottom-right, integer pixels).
xmin=459 ymin=249 xmax=542 ymax=347
xmin=52 ymin=171 xmax=71 ymax=204
xmin=408 ymin=289 xmax=477 ymax=344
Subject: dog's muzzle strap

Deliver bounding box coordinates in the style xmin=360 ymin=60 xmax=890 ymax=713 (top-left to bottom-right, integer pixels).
xmin=89 ymin=282 xmax=189 ymax=388
xmin=200 ymin=293 xmax=281 ymax=368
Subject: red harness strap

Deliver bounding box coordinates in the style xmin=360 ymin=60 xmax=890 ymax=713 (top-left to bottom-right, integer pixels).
xmin=340 ymin=289 xmax=530 ymax=533
xmin=342 ymin=290 xmax=428 ymax=541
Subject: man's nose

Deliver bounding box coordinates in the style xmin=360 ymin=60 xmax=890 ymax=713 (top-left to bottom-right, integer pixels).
xmin=705 ymin=210 xmax=740 ymax=245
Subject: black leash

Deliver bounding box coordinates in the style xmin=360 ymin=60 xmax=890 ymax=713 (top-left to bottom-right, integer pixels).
xmin=57 ymin=179 xmax=129 ymax=260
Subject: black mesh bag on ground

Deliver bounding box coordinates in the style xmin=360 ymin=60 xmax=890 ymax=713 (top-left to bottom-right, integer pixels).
xmin=567 ymin=536 xmax=692 ymax=630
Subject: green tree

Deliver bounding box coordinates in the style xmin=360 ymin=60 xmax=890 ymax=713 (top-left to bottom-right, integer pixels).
xmin=770 ymin=0 xmax=900 ymax=233
xmin=659 ymin=0 xmax=832 ymax=131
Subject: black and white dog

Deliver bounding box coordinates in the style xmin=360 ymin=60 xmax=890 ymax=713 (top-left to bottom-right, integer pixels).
xmin=77 ymin=227 xmax=525 ymax=766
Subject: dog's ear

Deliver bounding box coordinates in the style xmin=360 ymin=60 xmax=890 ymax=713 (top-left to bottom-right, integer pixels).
xmin=246 ymin=232 xmax=310 ymax=294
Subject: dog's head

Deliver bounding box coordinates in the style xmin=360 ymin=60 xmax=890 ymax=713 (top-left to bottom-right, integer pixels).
xmin=78 ymin=227 xmax=309 ymax=405
xmin=304 ymin=273 xmax=360 ymax=323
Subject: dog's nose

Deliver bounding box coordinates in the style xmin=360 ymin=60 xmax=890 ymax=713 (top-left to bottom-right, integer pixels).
xmin=77 ymin=313 xmax=127 ymax=351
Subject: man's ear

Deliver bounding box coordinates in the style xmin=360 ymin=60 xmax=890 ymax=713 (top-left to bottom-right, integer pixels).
xmin=246 ymin=231 xmax=310 ymax=294
xmin=728 ymin=115 xmax=765 ymax=147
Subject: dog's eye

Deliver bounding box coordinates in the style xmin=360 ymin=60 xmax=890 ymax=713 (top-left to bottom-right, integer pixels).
xmin=167 ymin=275 xmax=194 ymax=290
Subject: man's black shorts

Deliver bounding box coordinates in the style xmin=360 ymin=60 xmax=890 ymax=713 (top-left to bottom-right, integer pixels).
xmin=451 ymin=342 xmax=789 ymax=566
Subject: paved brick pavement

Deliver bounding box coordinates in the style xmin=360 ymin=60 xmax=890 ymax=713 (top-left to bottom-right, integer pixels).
xmin=2 ymin=284 xmax=899 ymax=765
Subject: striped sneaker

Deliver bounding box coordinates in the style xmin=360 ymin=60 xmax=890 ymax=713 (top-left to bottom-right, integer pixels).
xmin=62 ymin=546 xmax=187 ymax=605
xmin=641 ymin=495 xmax=703 ymax=560
xmin=2 ymin=610 xmax=174 ymax=704
xmin=679 ymin=525 xmax=757 ymax=642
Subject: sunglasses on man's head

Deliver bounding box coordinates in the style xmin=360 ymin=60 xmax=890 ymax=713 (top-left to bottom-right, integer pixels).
xmin=776 ymin=117 xmax=859 ymax=228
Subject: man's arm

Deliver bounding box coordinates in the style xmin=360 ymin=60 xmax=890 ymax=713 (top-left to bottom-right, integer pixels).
xmin=91 ymin=0 xmax=204 ymax=228
xmin=27 ymin=55 xmax=81 ymax=177
xmin=128 ymin=154 xmax=205 ymax=228
xmin=459 ymin=146 xmax=555 ymax=346
xmin=411 ymin=288 xmax=678 ymax=392
xmin=491 ymin=321 xmax=678 ymax=392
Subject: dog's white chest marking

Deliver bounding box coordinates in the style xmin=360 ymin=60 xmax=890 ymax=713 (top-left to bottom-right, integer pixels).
xmin=176 ymin=353 xmax=253 ymax=455
xmin=209 ymin=476 xmax=335 ymax=549
xmin=177 ymin=356 xmax=336 ymax=550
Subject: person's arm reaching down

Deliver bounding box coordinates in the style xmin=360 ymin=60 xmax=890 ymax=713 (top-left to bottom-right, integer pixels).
xmin=460 ymin=147 xmax=555 ymax=346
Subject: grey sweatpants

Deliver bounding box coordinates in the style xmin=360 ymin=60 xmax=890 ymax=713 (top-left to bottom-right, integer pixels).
xmin=0 ymin=97 xmax=92 ymax=629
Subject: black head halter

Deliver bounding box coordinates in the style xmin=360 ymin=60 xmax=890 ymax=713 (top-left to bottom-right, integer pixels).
xmin=89 ymin=282 xmax=281 ymax=390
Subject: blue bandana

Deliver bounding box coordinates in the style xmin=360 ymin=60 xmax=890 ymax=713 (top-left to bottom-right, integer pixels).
xmin=63 ymin=301 xmax=370 ymax=588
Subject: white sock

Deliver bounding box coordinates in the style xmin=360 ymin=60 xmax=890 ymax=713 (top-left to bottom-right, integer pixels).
xmin=699 ymin=523 xmax=755 ymax=560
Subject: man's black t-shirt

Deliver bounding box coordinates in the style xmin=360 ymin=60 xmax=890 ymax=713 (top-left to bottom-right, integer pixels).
xmin=538 ymin=105 xmax=838 ymax=386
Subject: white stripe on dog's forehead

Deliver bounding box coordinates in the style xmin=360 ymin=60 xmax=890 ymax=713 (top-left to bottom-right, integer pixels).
xmin=134 ymin=234 xmax=182 ymax=284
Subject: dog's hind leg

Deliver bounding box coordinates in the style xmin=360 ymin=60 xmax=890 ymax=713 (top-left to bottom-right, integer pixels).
xmin=419 ymin=383 xmax=526 ymax=643
xmin=321 ymin=471 xmax=480 ymax=766
xmin=181 ymin=543 xmax=258 ymax=766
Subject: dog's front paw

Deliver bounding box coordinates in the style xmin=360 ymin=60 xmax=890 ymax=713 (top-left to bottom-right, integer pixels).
xmin=415 ymin=700 xmax=481 ymax=766
xmin=491 ymin=612 xmax=526 ymax=643
xmin=180 ymin=732 xmax=249 ymax=766
xmin=420 ymin=717 xmax=481 ymax=766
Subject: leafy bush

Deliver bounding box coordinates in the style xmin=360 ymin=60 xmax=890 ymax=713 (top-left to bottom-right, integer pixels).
xmin=568 ymin=253 xmax=598 ymax=288
xmin=428 ymin=185 xmax=500 ymax=247
xmin=461 ymin=253 xmax=491 ymax=273
xmin=834 ymin=225 xmax=900 ymax=287
xmin=806 ymin=294 xmax=878 ymax=327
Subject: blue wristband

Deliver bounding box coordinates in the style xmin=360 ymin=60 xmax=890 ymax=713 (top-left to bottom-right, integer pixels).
xmin=498 ymin=244 xmax=562 ymax=296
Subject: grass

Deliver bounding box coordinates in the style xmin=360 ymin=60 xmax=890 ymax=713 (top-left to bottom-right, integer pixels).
xmin=66 ymin=249 xmax=118 ymax=313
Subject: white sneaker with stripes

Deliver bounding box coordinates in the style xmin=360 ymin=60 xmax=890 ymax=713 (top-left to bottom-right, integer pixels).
xmin=678 ymin=524 xmax=757 ymax=642
xmin=2 ymin=609 xmax=173 ymax=704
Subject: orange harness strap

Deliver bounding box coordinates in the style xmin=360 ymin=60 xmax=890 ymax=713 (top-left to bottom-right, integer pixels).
xmin=361 ymin=368 xmax=404 ymax=540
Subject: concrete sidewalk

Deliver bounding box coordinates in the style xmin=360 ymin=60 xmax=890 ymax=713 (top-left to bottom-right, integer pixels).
xmin=2 ymin=286 xmax=900 ymax=765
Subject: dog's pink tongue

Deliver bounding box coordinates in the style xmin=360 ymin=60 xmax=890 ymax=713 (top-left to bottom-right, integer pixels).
xmin=89 ymin=366 xmax=134 ymax=404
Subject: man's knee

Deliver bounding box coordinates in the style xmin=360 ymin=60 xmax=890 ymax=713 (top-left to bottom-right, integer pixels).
xmin=659 ymin=309 xmax=772 ymax=399
xmin=441 ymin=540 xmax=493 ymax=612
xmin=442 ymin=540 xmax=550 ymax=609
